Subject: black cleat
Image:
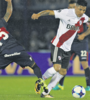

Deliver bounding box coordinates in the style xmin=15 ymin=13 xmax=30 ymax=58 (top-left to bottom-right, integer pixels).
xmin=41 ymin=93 xmax=54 ymax=98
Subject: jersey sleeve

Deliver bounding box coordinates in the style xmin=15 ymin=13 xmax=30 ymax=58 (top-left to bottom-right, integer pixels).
xmin=54 ymin=9 xmax=68 ymax=19
xmin=0 ymin=18 xmax=8 ymax=28
xmin=83 ymin=14 xmax=89 ymax=23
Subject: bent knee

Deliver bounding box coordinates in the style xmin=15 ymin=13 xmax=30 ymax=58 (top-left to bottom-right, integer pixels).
xmin=53 ymin=64 xmax=61 ymax=72
xmin=59 ymin=68 xmax=67 ymax=75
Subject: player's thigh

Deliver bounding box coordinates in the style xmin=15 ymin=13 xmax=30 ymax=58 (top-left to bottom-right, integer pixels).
xmin=62 ymin=51 xmax=71 ymax=69
xmin=14 ymin=51 xmax=35 ymax=68
xmin=59 ymin=68 xmax=67 ymax=75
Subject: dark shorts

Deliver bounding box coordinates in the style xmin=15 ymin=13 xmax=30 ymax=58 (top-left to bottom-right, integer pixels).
xmin=0 ymin=45 xmax=35 ymax=69
xmin=71 ymin=41 xmax=88 ymax=61
xmin=50 ymin=44 xmax=71 ymax=69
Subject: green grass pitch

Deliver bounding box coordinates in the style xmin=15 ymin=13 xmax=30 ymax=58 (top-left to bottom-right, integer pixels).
xmin=0 ymin=76 xmax=90 ymax=100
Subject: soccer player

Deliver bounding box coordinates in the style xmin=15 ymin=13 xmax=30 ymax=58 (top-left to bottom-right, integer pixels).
xmin=53 ymin=0 xmax=90 ymax=91
xmin=31 ymin=0 xmax=90 ymax=98
xmin=0 ymin=0 xmax=48 ymax=94
xmin=42 ymin=0 xmax=90 ymax=93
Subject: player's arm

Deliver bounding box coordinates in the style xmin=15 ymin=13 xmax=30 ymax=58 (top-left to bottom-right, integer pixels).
xmin=3 ymin=0 xmax=13 ymax=22
xmin=78 ymin=24 xmax=90 ymax=40
xmin=31 ymin=10 xmax=54 ymax=20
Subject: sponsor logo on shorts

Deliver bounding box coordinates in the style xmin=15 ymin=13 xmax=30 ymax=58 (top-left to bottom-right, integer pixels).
xmin=4 ymin=52 xmax=21 ymax=57
xmin=58 ymin=56 xmax=61 ymax=60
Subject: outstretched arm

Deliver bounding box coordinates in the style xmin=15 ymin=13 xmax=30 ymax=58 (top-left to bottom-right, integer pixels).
xmin=31 ymin=10 xmax=54 ymax=20
xmin=3 ymin=0 xmax=13 ymax=22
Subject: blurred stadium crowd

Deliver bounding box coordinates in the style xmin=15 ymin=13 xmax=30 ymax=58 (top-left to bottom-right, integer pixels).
xmin=0 ymin=0 xmax=90 ymax=52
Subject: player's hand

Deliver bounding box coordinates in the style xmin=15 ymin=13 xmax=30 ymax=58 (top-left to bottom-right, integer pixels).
xmin=31 ymin=13 xmax=40 ymax=20
xmin=5 ymin=0 xmax=12 ymax=2
xmin=77 ymin=33 xmax=86 ymax=40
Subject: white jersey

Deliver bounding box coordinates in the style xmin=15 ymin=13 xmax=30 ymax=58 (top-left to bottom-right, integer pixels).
xmin=51 ymin=9 xmax=89 ymax=51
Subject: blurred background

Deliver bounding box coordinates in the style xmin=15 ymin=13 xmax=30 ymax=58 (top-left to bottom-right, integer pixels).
xmin=0 ymin=0 xmax=90 ymax=76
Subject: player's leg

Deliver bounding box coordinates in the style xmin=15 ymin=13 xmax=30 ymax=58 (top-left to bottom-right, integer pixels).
xmin=43 ymin=44 xmax=63 ymax=80
xmin=81 ymin=61 xmax=90 ymax=91
xmin=12 ymin=46 xmax=48 ymax=94
xmin=41 ymin=73 xmax=57 ymax=98
xmin=42 ymin=65 xmax=69 ymax=97
xmin=78 ymin=47 xmax=90 ymax=91
xmin=41 ymin=48 xmax=71 ymax=98
xmin=41 ymin=72 xmax=63 ymax=98
xmin=53 ymin=76 xmax=65 ymax=90
xmin=41 ymin=45 xmax=64 ymax=98
xmin=50 ymin=51 xmax=71 ymax=92
xmin=42 ymin=66 xmax=57 ymax=80
xmin=53 ymin=52 xmax=75 ymax=90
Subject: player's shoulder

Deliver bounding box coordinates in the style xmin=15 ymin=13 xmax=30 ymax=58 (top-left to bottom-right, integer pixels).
xmin=56 ymin=8 xmax=68 ymax=13
xmin=82 ymin=14 xmax=89 ymax=18
xmin=63 ymin=9 xmax=74 ymax=16
xmin=54 ymin=8 xmax=74 ymax=14
xmin=61 ymin=8 xmax=69 ymax=12
xmin=59 ymin=8 xmax=71 ymax=14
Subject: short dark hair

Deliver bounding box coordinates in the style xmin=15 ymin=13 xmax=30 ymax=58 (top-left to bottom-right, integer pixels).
xmin=77 ymin=0 xmax=87 ymax=6
xmin=69 ymin=0 xmax=76 ymax=4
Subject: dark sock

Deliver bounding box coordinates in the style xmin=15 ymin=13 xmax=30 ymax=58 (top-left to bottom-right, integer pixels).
xmin=59 ymin=75 xmax=66 ymax=86
xmin=32 ymin=63 xmax=42 ymax=79
xmin=84 ymin=67 xmax=90 ymax=86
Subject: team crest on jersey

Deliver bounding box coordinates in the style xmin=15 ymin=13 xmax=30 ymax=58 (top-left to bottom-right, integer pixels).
xmin=58 ymin=56 xmax=61 ymax=60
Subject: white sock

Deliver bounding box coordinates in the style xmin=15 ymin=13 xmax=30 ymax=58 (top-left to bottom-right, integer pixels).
xmin=42 ymin=67 xmax=57 ymax=80
xmin=48 ymin=72 xmax=64 ymax=93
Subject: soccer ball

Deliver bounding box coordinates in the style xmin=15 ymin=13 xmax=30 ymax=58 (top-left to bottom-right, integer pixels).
xmin=72 ymin=85 xmax=86 ymax=98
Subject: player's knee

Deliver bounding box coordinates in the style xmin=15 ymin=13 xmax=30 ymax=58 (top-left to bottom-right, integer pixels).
xmin=31 ymin=63 xmax=38 ymax=69
xmin=81 ymin=61 xmax=88 ymax=69
xmin=59 ymin=68 xmax=67 ymax=75
xmin=53 ymin=64 xmax=61 ymax=72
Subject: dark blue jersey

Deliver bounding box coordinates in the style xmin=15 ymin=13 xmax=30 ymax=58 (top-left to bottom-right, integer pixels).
xmin=74 ymin=23 xmax=88 ymax=43
xmin=0 ymin=19 xmax=22 ymax=52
